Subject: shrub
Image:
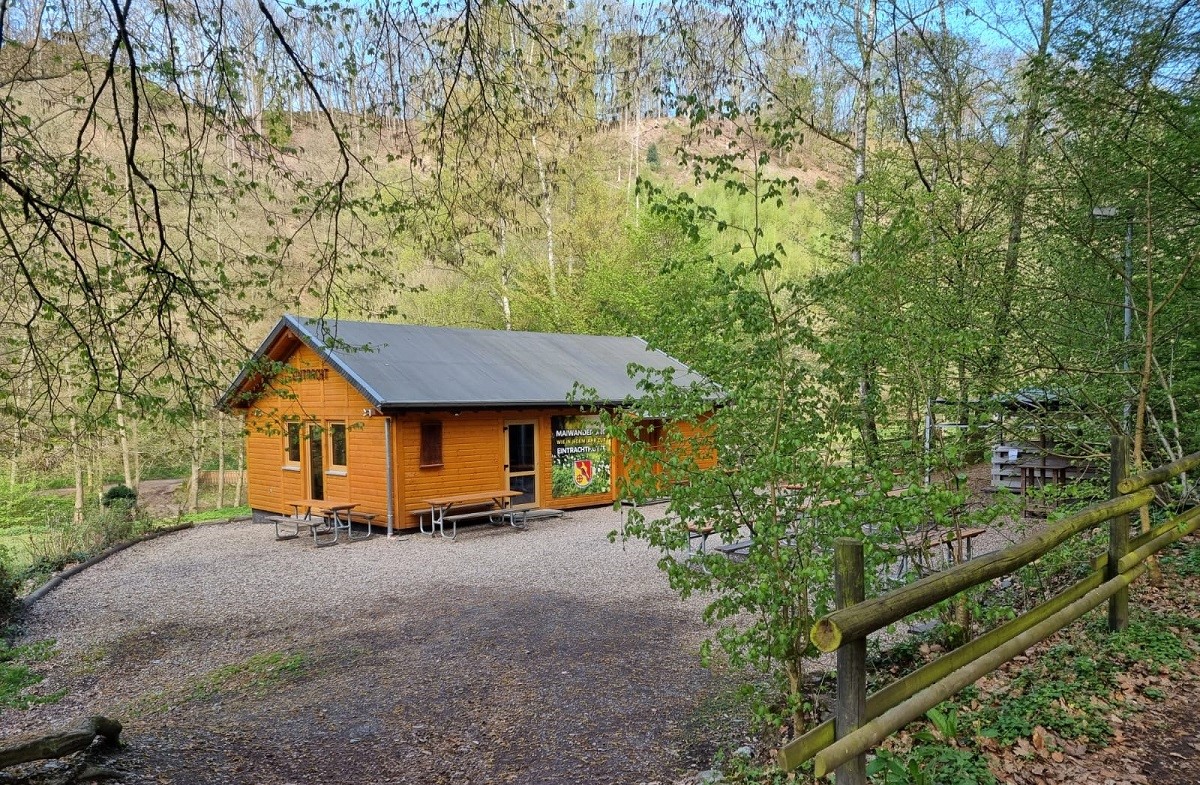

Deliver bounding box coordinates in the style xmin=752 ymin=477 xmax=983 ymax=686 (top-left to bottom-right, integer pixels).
xmin=101 ymin=484 xmax=138 ymax=508
xmin=0 ymin=546 xmax=17 ymax=624
xmin=646 ymin=142 xmax=661 ymax=168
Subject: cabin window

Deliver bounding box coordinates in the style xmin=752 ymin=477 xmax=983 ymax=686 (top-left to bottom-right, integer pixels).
xmin=329 ymin=422 xmax=348 ymax=469
xmin=420 ymin=420 xmax=443 ymax=468
xmin=284 ymin=421 xmax=302 ymax=466
xmin=640 ymin=419 xmax=663 ymax=449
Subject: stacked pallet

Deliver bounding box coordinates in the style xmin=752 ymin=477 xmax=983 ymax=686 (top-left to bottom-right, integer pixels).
xmin=990 ymin=443 xmax=1026 ymax=491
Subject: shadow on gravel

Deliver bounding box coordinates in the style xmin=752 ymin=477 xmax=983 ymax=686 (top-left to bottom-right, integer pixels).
xmin=109 ymin=587 xmax=751 ymax=785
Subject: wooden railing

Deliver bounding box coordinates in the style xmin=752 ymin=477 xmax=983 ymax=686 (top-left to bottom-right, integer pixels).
xmin=779 ymin=437 xmax=1200 ymax=782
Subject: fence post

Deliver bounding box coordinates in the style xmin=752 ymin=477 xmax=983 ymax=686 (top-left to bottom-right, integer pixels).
xmin=834 ymin=537 xmax=867 ymax=784
xmin=1108 ymin=435 xmax=1130 ymax=632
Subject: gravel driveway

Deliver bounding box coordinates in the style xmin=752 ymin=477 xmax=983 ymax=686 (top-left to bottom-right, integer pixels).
xmin=4 ymin=507 xmax=752 ymax=784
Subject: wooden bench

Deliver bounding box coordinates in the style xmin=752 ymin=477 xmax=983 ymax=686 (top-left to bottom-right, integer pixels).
xmin=503 ymin=508 xmax=565 ymax=529
xmin=417 ymin=490 xmax=525 ymax=540
xmin=410 ymin=504 xmax=564 ymax=538
xmin=907 ymin=526 xmax=986 ymax=562
xmin=268 ymin=514 xmax=314 ymax=541
xmin=342 ymin=510 xmax=376 ymax=540
xmin=713 ymin=537 xmax=753 ymax=562
xmin=268 ymin=514 xmax=342 ymax=547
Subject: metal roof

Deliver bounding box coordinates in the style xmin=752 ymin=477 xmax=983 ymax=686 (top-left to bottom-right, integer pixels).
xmin=219 ymin=314 xmax=711 ymax=410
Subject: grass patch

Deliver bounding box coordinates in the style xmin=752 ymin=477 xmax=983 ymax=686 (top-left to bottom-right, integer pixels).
xmin=1161 ymin=540 xmax=1200 ymax=577
xmin=190 ymin=651 xmax=304 ymax=700
xmin=961 ymin=607 xmax=1193 ymax=747
xmin=0 ymin=529 xmax=49 ymax=574
xmin=966 ymin=645 xmax=1117 ymax=745
xmin=174 ymin=505 xmax=251 ymax=524
xmin=870 ymin=741 xmax=996 ymax=785
xmin=133 ymin=651 xmax=305 ymax=716
xmin=0 ymin=639 xmax=66 ymax=709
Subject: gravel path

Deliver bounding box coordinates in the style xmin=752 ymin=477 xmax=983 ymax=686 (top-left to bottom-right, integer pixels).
xmin=4 ymin=506 xmax=754 ymax=785
xmin=3 ymin=471 xmax=1039 ymax=784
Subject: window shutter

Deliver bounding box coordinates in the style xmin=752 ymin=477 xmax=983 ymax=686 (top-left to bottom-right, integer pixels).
xmin=420 ymin=421 xmax=443 ymax=467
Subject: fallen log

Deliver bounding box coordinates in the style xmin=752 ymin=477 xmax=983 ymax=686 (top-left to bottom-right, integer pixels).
xmin=0 ymin=715 xmax=122 ymax=769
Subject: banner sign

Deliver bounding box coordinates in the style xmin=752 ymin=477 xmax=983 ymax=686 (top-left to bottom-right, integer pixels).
xmin=551 ymin=415 xmax=611 ymax=498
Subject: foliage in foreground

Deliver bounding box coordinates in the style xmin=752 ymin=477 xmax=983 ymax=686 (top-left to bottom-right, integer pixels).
xmin=606 ymin=126 xmax=1010 ymax=734
xmin=867 ymin=590 xmax=1198 ymax=784
xmin=0 ymin=640 xmax=64 ymax=710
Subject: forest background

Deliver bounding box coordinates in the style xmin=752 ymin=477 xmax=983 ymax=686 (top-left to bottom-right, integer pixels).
xmin=1 ymin=0 xmax=1193 ymax=506
xmin=0 ymin=0 xmax=1196 ymax=657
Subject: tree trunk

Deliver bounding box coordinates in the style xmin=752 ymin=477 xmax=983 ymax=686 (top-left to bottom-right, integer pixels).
xmin=9 ymin=417 xmax=18 ymax=487
xmin=85 ymin=438 xmax=94 ymax=502
xmin=117 ymin=392 xmax=133 ymax=489
xmin=499 ymin=217 xmax=513 ymax=330
xmin=132 ymin=417 xmax=142 ymax=488
xmin=633 ymin=90 xmax=641 ymax=214
xmin=188 ymin=417 xmax=202 ymax=514
xmin=0 ymin=715 xmax=122 ymax=769
xmin=71 ymin=416 xmax=84 ymax=525
xmin=217 ymin=413 xmax=227 ymax=509
xmin=852 ymin=0 xmax=880 ymax=461
xmin=1133 ymin=184 xmax=1155 ymax=538
xmin=984 ymin=0 xmax=1053 ymax=395
xmin=235 ymin=439 xmax=246 ymax=507
xmin=532 ymin=131 xmax=557 ymax=298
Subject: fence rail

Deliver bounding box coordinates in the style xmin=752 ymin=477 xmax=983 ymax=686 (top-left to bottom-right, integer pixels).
xmin=779 ymin=437 xmax=1200 ymax=780
xmin=196 ymin=470 xmax=246 ymax=486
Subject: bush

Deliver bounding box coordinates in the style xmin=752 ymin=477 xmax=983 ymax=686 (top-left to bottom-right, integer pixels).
xmin=101 ymin=484 xmax=138 ymax=508
xmin=646 ymin=142 xmax=661 ymax=168
xmin=0 ymin=547 xmax=17 ymax=624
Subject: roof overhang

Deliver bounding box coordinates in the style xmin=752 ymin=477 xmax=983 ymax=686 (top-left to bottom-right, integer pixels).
xmin=216 ymin=315 xmax=386 ymax=411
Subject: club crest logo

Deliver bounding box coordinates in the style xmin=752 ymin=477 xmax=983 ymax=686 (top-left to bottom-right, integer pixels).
xmin=574 ymin=459 xmax=594 ymax=487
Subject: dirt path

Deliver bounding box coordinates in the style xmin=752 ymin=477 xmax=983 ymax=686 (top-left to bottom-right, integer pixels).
xmin=39 ymin=479 xmax=184 ymax=519
xmin=134 ymin=479 xmax=185 ymax=519
xmin=7 ymin=486 xmax=1199 ymax=784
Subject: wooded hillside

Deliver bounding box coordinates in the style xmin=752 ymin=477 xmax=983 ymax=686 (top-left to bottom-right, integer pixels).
xmin=0 ymin=0 xmax=1195 ymax=520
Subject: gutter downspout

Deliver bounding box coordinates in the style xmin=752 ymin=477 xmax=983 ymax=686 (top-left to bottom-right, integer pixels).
xmin=384 ymin=415 xmax=395 ymax=537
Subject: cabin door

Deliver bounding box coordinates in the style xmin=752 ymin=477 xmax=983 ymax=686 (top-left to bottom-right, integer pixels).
xmin=307 ymin=424 xmax=325 ymax=500
xmin=504 ymin=421 xmax=537 ymax=507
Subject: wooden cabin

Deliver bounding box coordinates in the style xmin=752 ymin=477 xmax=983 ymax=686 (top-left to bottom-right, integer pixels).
xmin=218 ymin=314 xmax=710 ymax=534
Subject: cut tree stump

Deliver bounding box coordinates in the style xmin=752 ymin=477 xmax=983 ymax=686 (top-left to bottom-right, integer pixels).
xmin=0 ymin=715 xmax=122 ymax=769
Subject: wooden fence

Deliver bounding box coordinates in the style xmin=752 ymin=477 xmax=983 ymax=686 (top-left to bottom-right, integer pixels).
xmin=779 ymin=436 xmax=1200 ymax=781
xmin=197 ymin=470 xmax=246 ymax=487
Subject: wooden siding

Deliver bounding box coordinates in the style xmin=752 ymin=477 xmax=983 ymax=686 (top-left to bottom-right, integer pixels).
xmin=613 ymin=417 xmax=716 ymax=498
xmin=244 ymin=344 xmax=389 ymax=520
xmin=238 ymin=337 xmax=708 ymax=532
xmin=396 ymin=409 xmax=617 ymax=527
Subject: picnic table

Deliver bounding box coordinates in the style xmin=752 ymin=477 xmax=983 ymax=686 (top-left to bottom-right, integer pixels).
xmin=1018 ymin=455 xmax=1084 ymax=517
xmin=273 ymin=499 xmax=367 ymax=546
xmin=419 ymin=489 xmax=523 ymax=540
xmin=884 ymin=525 xmax=987 ymax=579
